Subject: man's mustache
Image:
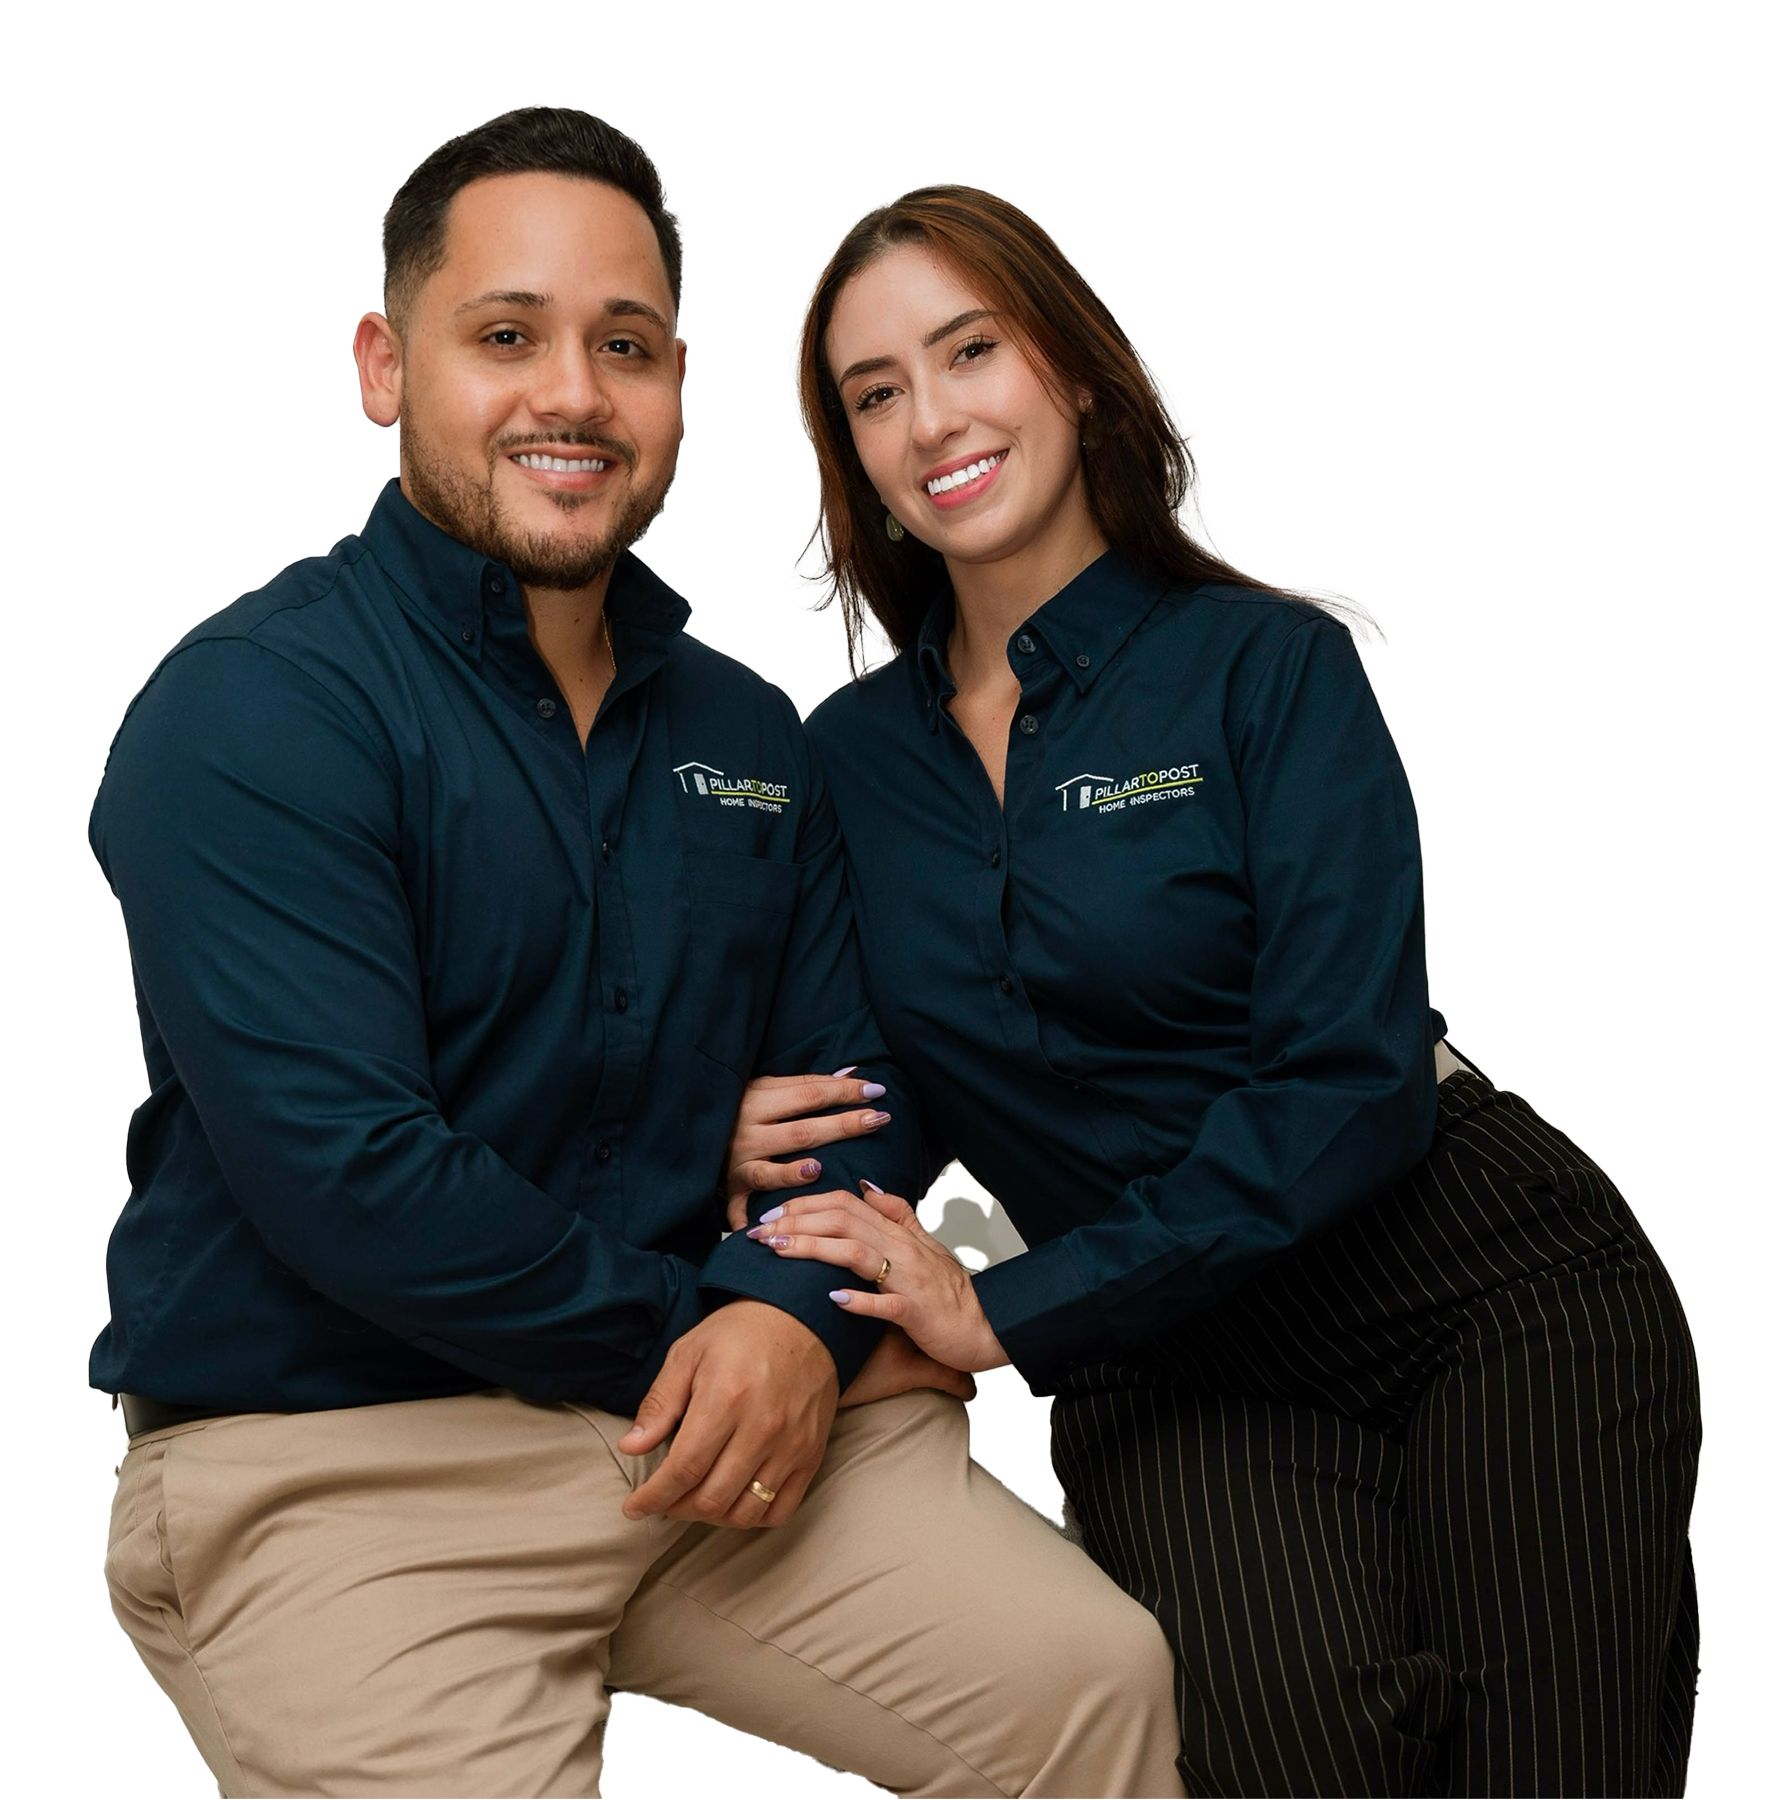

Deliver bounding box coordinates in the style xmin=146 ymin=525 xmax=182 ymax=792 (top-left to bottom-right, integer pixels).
xmin=494 ymin=434 xmax=635 ymax=470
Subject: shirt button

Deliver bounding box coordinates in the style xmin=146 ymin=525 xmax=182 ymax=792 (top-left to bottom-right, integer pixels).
xmin=1017 ymin=713 xmax=1039 ymax=736
xmin=1075 ymin=652 xmax=1092 ymax=669
xmin=1016 ymin=633 xmax=1036 ymax=654
xmin=989 ymin=849 xmax=1001 ymax=868
xmin=460 ymin=626 xmax=475 ymax=645
xmin=614 ymin=988 xmax=629 ymax=1013
xmin=998 ymin=974 xmax=1015 ymax=995
xmin=600 ymin=839 xmax=613 ymax=862
xmin=536 ymin=697 xmax=558 ymax=720
xmin=485 ymin=574 xmax=503 ymax=596
xmin=595 ymin=1142 xmax=612 ymax=1163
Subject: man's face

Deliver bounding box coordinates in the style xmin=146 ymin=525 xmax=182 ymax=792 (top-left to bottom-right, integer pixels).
xmin=390 ymin=172 xmax=685 ymax=590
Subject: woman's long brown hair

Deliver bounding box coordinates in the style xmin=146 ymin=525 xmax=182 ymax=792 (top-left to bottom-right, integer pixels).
xmin=798 ymin=186 xmax=1300 ymax=671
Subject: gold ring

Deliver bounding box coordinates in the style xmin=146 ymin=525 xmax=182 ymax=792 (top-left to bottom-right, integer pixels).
xmin=874 ymin=1256 xmax=892 ymax=1286
xmin=748 ymin=1478 xmax=777 ymax=1504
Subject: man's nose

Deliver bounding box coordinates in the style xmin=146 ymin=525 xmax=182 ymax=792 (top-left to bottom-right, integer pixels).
xmin=530 ymin=341 xmax=617 ymax=425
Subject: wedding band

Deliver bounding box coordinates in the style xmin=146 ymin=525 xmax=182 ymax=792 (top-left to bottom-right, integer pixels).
xmin=873 ymin=1256 xmax=891 ymax=1286
xmin=748 ymin=1478 xmax=777 ymax=1504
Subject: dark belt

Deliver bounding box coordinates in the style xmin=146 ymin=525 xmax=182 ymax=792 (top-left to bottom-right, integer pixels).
xmin=118 ymin=1393 xmax=236 ymax=1437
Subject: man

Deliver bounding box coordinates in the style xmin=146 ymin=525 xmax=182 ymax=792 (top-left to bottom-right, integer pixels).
xmin=93 ymin=107 xmax=1185 ymax=1797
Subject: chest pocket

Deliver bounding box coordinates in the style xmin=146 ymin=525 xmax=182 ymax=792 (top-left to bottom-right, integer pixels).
xmin=682 ymin=845 xmax=802 ymax=1077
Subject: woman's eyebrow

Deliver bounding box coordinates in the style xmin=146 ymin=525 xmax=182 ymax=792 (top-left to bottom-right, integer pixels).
xmin=836 ymin=310 xmax=997 ymax=389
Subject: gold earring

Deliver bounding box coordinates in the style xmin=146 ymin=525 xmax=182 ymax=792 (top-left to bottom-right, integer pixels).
xmin=885 ymin=512 xmax=906 ymax=542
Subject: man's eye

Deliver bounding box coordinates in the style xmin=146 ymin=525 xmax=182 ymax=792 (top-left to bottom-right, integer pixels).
xmin=484 ymin=329 xmax=525 ymax=348
xmin=855 ymin=384 xmax=896 ymax=413
xmin=605 ymin=338 xmax=646 ymax=356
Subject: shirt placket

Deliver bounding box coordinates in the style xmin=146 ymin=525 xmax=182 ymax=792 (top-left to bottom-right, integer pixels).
xmin=575 ymin=635 xmax=671 ymax=1211
xmin=936 ymin=630 xmax=1065 ymax=1067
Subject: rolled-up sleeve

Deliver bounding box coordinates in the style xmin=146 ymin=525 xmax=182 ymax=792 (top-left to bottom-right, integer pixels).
xmin=976 ymin=619 xmax=1438 ymax=1389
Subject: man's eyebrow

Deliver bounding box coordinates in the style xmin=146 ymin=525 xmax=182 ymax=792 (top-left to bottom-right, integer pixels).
xmin=454 ymin=289 xmax=551 ymax=316
xmin=835 ymin=309 xmax=997 ymax=389
xmin=605 ymin=297 xmax=672 ymax=333
xmin=452 ymin=292 xmax=672 ymax=334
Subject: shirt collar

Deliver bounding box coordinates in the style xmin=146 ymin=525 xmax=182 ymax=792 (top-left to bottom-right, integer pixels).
xmin=359 ymin=478 xmax=692 ymax=662
xmin=913 ymin=548 xmax=1171 ymax=728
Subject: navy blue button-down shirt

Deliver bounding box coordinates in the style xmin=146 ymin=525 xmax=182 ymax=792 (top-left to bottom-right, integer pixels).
xmin=806 ymin=552 xmax=1446 ymax=1391
xmin=90 ymin=481 xmax=923 ymax=1415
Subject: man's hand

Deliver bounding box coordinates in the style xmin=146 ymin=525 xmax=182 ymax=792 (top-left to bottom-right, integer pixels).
xmin=839 ymin=1327 xmax=977 ymax=1408
xmin=617 ymin=1300 xmax=839 ymax=1529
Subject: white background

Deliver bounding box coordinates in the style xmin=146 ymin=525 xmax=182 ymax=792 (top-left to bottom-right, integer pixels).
xmin=6 ymin=2 xmax=1779 ymax=1794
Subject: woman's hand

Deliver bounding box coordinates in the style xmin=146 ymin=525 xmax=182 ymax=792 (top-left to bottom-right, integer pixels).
xmin=837 ymin=1328 xmax=977 ymax=1407
xmin=723 ymin=1070 xmax=894 ymax=1231
xmin=749 ymin=1182 xmax=1011 ymax=1374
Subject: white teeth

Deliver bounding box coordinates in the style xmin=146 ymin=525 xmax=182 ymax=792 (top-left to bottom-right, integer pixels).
xmin=515 ymin=453 xmax=608 ymax=472
xmin=926 ymin=453 xmax=1003 ymax=496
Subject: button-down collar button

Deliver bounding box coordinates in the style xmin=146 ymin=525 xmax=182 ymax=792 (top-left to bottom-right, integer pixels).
xmin=1017 ymin=713 xmax=1039 ymax=736
xmin=1075 ymin=652 xmax=1092 ymax=669
xmin=460 ymin=626 xmax=475 ymax=644
xmin=990 ymin=849 xmax=1002 ymax=868
xmin=595 ymin=1141 xmax=612 ymax=1163
xmin=535 ymin=697 xmax=558 ymax=720
xmin=614 ymin=988 xmax=629 ymax=1014
xmin=1016 ymin=633 xmax=1036 ymax=654
xmin=998 ymin=974 xmax=1015 ymax=996
xmin=485 ymin=573 xmax=503 ymax=596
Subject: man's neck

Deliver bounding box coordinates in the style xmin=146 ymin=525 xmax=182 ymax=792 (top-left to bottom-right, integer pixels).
xmin=523 ymin=575 xmax=616 ymax=746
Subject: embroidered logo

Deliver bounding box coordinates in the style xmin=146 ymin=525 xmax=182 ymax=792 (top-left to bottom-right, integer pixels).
xmin=1054 ymin=763 xmax=1203 ymax=814
xmin=673 ymin=760 xmax=790 ymax=812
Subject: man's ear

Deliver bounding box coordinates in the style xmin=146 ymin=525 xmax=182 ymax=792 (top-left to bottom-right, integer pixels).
xmin=675 ymin=337 xmax=687 ymax=387
xmin=354 ymin=312 xmax=402 ymax=427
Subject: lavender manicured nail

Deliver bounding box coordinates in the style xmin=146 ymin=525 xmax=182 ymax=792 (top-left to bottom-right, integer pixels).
xmin=761 ymin=1204 xmax=784 ymax=1223
xmin=830 ymin=1290 xmax=854 ymax=1305
xmin=831 ymin=1065 xmax=859 ymax=1078
xmin=770 ymin=1234 xmax=790 ymax=1249
xmin=860 ymin=1179 xmax=884 ymax=1194
xmin=861 ymin=1081 xmax=887 ymax=1099
xmin=799 ymin=1160 xmax=822 ymax=1181
xmin=745 ymin=1225 xmax=767 ymax=1240
xmin=864 ymin=1111 xmax=892 ymax=1127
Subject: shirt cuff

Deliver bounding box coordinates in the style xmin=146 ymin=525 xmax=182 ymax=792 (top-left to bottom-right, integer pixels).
xmin=698 ymin=1231 xmax=882 ymax=1391
xmin=973 ymin=1236 xmax=1099 ymax=1395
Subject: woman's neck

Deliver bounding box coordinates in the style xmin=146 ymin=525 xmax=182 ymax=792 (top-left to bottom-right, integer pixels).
xmin=945 ymin=511 xmax=1109 ymax=690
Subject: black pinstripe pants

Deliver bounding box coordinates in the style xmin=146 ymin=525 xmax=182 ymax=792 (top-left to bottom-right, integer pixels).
xmin=1052 ymin=1065 xmax=1700 ymax=1798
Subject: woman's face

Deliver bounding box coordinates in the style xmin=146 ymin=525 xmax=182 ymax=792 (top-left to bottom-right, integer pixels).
xmin=825 ymin=245 xmax=1092 ymax=574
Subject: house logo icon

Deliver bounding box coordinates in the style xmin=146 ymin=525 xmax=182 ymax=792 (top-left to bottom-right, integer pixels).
xmin=1055 ymin=772 xmax=1115 ymax=813
xmin=674 ymin=761 xmax=725 ymax=797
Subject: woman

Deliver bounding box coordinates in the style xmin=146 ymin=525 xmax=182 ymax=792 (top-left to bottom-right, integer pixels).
xmin=725 ymin=188 xmax=1700 ymax=1799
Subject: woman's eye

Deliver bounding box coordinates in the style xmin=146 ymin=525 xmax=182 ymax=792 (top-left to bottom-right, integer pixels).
xmin=954 ymin=337 xmax=996 ymax=365
xmin=855 ymin=384 xmax=896 ymax=413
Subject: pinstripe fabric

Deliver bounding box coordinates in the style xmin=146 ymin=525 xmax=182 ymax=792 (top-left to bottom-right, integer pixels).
xmin=1052 ymin=1067 xmax=1699 ymax=1798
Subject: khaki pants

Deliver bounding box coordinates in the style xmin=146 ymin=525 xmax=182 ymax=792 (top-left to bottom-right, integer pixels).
xmin=106 ymin=1387 xmax=1186 ymax=1798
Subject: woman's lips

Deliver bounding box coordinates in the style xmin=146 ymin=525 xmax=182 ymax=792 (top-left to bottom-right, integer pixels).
xmin=924 ymin=450 xmax=1007 ymax=511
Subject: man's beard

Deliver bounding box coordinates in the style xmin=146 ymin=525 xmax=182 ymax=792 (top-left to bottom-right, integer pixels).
xmin=402 ymin=426 xmax=673 ymax=590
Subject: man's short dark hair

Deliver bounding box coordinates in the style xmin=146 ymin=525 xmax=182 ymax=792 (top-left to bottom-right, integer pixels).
xmin=382 ymin=106 xmax=682 ymax=327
